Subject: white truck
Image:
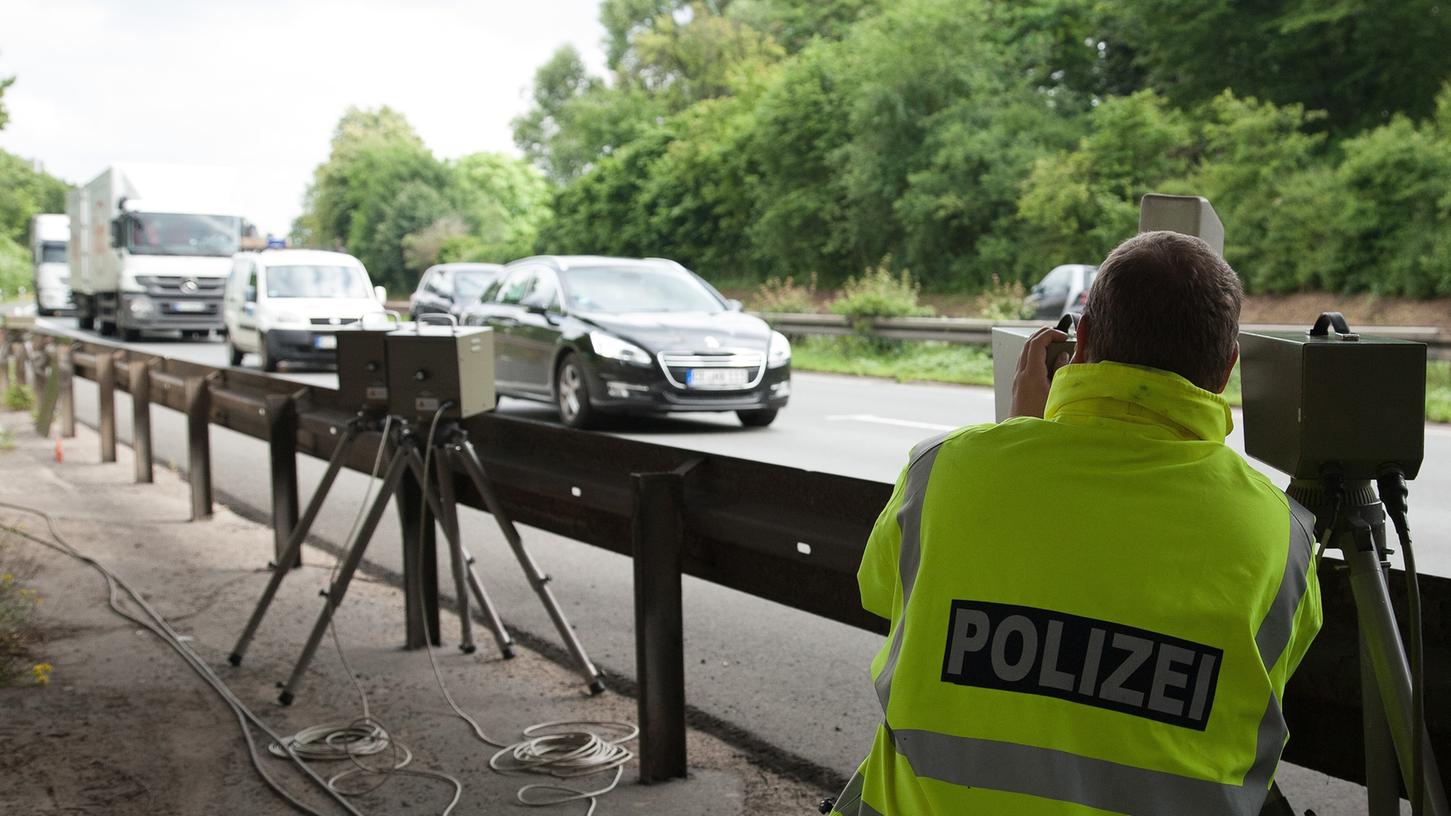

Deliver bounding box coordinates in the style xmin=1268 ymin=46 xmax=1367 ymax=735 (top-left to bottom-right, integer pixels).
xmin=68 ymin=163 xmax=247 ymax=340
xmin=30 ymin=213 xmax=73 ymax=315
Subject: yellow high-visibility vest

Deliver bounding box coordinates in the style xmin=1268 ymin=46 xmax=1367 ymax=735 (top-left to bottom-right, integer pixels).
xmin=833 ymin=361 xmax=1321 ymax=816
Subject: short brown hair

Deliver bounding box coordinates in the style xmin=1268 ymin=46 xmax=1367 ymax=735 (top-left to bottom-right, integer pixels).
xmin=1080 ymin=230 xmax=1243 ymax=391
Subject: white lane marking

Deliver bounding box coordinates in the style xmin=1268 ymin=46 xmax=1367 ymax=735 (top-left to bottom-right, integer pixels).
xmin=826 ymin=414 xmax=959 ymax=432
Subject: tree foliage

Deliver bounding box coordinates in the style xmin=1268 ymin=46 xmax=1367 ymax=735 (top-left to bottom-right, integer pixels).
xmin=513 ymin=0 xmax=1451 ymax=298
xmin=294 ymin=108 xmax=550 ymax=293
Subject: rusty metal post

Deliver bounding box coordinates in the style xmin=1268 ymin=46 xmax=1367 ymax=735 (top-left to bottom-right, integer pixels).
xmin=0 ymin=337 xmax=9 ymax=393
xmin=265 ymin=393 xmax=300 ymax=568
xmin=59 ymin=344 xmax=75 ymax=438
xmin=12 ymin=340 xmax=28 ymax=387
xmin=96 ymin=351 xmax=117 ymax=463
xmin=129 ymin=358 xmax=152 ymax=483
xmin=184 ymin=375 xmax=212 ymax=519
xmin=397 ymin=447 xmax=440 ymax=649
xmin=632 ymin=472 xmax=688 ymax=783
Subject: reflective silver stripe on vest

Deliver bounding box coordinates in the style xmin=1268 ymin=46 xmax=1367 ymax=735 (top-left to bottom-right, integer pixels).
xmin=893 ymin=692 xmax=1284 ymax=816
xmin=830 ymin=770 xmax=885 ymax=816
xmin=873 ymin=432 xmax=951 ymax=713
xmin=1254 ymin=499 xmax=1317 ymax=673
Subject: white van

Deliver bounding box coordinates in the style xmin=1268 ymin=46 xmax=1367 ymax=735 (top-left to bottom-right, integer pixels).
xmin=222 ymin=249 xmax=386 ymax=371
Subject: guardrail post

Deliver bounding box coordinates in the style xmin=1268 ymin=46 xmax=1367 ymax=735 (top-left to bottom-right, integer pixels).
xmin=185 ymin=375 xmax=212 ymax=520
xmin=58 ymin=344 xmax=75 ymax=439
xmin=96 ymin=351 xmax=117 ymax=463
xmin=129 ymin=357 xmax=152 ymax=483
xmin=632 ymin=471 xmax=688 ymax=783
xmin=12 ymin=339 xmax=27 ymax=387
xmin=34 ymin=343 xmax=60 ymax=439
xmin=397 ymin=462 xmax=440 ymax=649
xmin=265 ymin=393 xmax=300 ymax=568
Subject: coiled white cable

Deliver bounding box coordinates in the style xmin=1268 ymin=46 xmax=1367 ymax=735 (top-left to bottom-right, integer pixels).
xmin=270 ymin=414 xmax=464 ymax=812
xmin=412 ymin=404 xmax=638 ymax=816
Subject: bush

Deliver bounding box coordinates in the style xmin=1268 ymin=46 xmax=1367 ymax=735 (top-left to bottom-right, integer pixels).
xmin=750 ymin=273 xmax=818 ymax=313
xmin=829 ymin=258 xmax=933 ymax=334
xmin=0 ymin=533 xmax=47 ymax=687
xmin=976 ymin=274 xmax=1032 ymax=320
xmin=5 ymin=379 xmax=34 ymax=411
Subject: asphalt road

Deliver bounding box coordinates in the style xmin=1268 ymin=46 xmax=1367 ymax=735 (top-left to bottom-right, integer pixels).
xmin=47 ymin=320 xmax=1436 ymax=813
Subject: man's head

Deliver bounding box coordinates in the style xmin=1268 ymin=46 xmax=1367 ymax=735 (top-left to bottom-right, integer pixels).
xmin=1074 ymin=230 xmax=1243 ymax=393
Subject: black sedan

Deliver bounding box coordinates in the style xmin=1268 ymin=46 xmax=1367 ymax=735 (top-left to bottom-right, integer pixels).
xmin=409 ymin=262 xmax=505 ymax=322
xmin=461 ymin=256 xmax=791 ymax=429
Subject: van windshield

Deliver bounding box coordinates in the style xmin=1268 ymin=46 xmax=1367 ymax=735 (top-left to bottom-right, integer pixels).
xmin=40 ymin=242 xmax=67 ymax=264
xmin=266 ymin=265 xmax=370 ymax=299
xmin=128 ymin=213 xmax=241 ymax=257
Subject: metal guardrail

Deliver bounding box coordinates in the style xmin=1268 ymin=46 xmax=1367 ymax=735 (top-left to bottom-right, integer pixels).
xmin=761 ymin=312 xmax=1451 ymax=359
xmin=3 ymin=320 xmax=1449 ymax=793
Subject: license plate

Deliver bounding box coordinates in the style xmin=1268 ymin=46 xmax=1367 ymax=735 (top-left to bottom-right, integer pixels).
xmin=172 ymin=301 xmax=208 ymax=312
xmin=314 ymin=335 xmax=338 ymax=350
xmin=686 ymin=368 xmax=749 ymax=387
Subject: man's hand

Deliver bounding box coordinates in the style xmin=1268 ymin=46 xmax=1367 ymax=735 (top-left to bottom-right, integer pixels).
xmin=1009 ymin=326 xmax=1070 ymax=419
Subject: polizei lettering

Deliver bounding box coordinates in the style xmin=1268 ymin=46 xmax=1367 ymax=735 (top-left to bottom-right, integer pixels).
xmin=940 ymin=600 xmax=1222 ymax=730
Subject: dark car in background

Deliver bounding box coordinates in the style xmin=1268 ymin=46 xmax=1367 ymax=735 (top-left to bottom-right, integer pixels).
xmin=1028 ymin=264 xmax=1097 ymax=320
xmin=461 ymin=256 xmax=791 ymax=429
xmin=409 ymin=262 xmax=505 ymax=322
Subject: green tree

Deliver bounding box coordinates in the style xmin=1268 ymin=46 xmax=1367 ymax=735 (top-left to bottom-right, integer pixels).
xmin=512 ymin=46 xmax=666 ymax=184
xmin=1113 ymin=0 xmax=1451 ymax=134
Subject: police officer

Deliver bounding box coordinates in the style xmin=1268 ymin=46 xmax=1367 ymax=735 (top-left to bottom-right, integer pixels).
xmin=829 ymin=231 xmax=1321 ymax=816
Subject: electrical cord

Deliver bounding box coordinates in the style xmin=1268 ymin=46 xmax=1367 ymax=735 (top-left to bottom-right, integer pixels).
xmin=1376 ymin=469 xmax=1425 ymax=816
xmin=412 ymin=403 xmax=636 ymax=816
xmin=0 ymin=501 xmax=363 ymax=816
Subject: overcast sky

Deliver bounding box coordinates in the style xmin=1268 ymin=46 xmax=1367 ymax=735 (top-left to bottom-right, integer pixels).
xmin=0 ymin=0 xmax=608 ymax=235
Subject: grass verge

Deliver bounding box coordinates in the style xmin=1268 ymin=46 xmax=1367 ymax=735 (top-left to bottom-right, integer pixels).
xmin=791 ymin=336 xmax=1448 ymax=423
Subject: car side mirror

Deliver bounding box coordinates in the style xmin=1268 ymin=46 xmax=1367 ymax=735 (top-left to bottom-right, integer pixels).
xmin=244 ymin=285 xmax=257 ymax=303
xmin=725 ymin=298 xmax=743 ymax=312
xmin=110 ymin=218 xmax=126 ymax=249
xmin=374 ymin=285 xmax=387 ymax=303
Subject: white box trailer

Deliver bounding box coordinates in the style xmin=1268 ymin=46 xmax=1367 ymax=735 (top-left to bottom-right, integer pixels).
xmin=68 ymin=163 xmax=246 ymax=339
xmin=30 ymin=213 xmax=73 ymax=315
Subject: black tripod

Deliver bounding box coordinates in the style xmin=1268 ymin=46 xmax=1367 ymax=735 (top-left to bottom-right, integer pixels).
xmin=228 ymin=414 xmax=605 ymax=704
xmin=1288 ymin=477 xmax=1447 ymax=816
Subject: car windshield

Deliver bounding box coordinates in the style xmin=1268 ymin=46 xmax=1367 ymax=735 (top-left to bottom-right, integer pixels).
xmin=40 ymin=242 xmax=67 ymax=264
xmin=266 ymin=265 xmax=370 ymax=299
xmin=454 ymin=269 xmax=501 ymax=300
xmin=559 ymin=266 xmax=723 ymax=313
xmin=127 ymin=213 xmax=241 ymax=257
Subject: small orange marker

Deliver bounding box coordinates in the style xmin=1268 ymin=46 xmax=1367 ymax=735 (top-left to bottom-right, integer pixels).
xmin=54 ymin=433 xmax=63 ymax=464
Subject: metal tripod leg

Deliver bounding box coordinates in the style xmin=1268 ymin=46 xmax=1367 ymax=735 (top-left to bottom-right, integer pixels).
xmin=278 ymin=440 xmax=411 ymax=706
xmin=459 ymin=542 xmax=516 ymax=659
xmin=229 ymin=421 xmax=364 ymax=666
xmin=1345 ymin=540 xmax=1451 ymax=815
xmin=452 ymin=438 xmax=604 ymax=693
xmin=430 ymin=448 xmax=476 ymax=654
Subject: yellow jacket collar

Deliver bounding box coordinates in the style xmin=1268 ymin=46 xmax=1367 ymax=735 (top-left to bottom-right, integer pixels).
xmin=1043 ymin=361 xmax=1233 ymax=442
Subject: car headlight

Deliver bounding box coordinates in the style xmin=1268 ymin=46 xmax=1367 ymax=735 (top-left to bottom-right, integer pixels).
xmin=589 ymin=331 xmax=652 ymax=366
xmin=127 ymin=295 xmax=155 ymax=317
xmin=768 ymin=331 xmax=791 ymax=368
xmin=271 ymin=312 xmax=306 ymax=327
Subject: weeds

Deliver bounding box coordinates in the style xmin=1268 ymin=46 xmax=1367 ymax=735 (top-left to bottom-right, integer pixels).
xmin=793 ymin=336 xmax=994 ymax=386
xmin=976 ymin=274 xmax=1033 ymax=321
xmin=751 ymin=273 xmax=819 ymax=314
xmin=829 ymin=257 xmax=934 ymax=333
xmin=0 ymin=531 xmax=47 ymax=687
xmin=5 ymin=381 xmax=35 ymax=412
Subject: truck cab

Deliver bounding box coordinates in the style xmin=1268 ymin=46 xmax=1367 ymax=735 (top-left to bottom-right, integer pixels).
xmin=30 ymin=214 xmax=73 ymax=315
xmin=69 ymin=164 xmax=246 ymax=341
xmin=222 ymin=249 xmax=386 ymax=371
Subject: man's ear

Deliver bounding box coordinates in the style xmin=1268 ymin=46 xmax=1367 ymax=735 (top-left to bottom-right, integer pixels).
xmin=1214 ymin=343 xmax=1240 ymax=394
xmin=1070 ymin=315 xmax=1092 ymax=364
